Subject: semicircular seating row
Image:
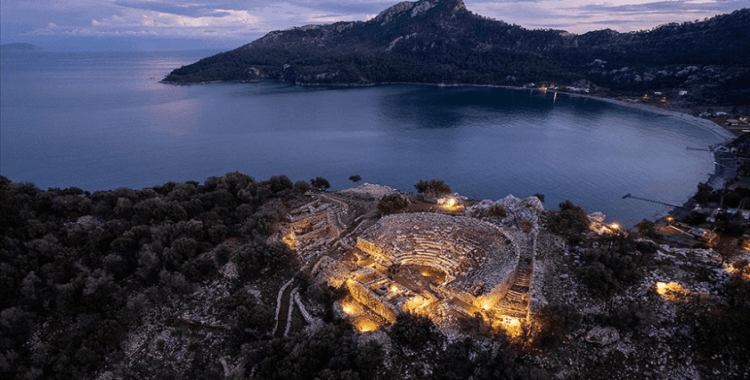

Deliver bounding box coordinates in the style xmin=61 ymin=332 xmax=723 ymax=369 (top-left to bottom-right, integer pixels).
xmin=383 ymin=234 xmax=503 ymax=279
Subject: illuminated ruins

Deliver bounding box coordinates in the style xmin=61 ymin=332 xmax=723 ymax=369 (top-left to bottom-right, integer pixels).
xmin=278 ymin=188 xmax=544 ymax=332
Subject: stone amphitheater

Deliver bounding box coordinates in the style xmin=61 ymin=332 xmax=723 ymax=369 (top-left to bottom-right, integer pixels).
xmin=279 ymin=187 xmax=544 ymax=332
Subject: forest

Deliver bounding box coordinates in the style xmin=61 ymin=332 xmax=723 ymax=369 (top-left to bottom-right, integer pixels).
xmin=0 ymin=174 xmax=564 ymax=379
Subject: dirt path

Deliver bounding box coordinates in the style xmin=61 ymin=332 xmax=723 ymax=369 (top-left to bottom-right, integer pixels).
xmin=273 ymin=279 xmax=295 ymax=337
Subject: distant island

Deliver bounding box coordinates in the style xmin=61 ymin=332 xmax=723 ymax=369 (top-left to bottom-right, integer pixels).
xmin=163 ymin=0 xmax=749 ymax=107
xmin=0 ymin=43 xmax=43 ymax=51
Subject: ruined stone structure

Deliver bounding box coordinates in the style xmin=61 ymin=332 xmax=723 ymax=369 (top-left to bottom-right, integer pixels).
xmin=282 ymin=196 xmax=348 ymax=264
xmin=281 ymin=190 xmax=543 ymax=332
xmin=347 ymin=213 xmax=521 ymax=325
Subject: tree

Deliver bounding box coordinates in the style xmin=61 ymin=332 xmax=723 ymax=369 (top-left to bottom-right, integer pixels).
xmin=348 ymin=175 xmax=361 ymax=184
xmin=377 ymin=194 xmax=409 ymax=215
xmin=414 ymin=179 xmax=452 ymax=198
xmin=391 ymin=313 xmax=442 ymax=349
xmin=636 ymin=219 xmax=660 ymax=239
xmin=546 ymin=200 xmax=589 ymax=245
xmin=311 ymin=177 xmax=331 ymax=191
xmin=534 ymin=193 xmax=545 ymax=203
xmin=696 ymin=182 xmax=713 ymax=204
xmin=716 ymin=237 xmax=740 ymax=264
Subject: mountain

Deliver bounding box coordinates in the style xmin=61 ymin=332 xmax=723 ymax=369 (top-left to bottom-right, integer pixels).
xmin=163 ymin=0 xmax=750 ymax=105
xmin=0 ymin=43 xmax=43 ymax=51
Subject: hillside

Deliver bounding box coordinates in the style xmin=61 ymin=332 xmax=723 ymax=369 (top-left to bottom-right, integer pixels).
xmin=163 ymin=0 xmax=750 ymax=105
xmin=1 ymin=173 xmax=749 ymax=379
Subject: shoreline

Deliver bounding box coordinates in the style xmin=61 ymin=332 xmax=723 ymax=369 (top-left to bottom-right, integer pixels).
xmin=161 ymin=78 xmax=740 ymax=222
xmin=162 ymin=78 xmax=737 ymax=141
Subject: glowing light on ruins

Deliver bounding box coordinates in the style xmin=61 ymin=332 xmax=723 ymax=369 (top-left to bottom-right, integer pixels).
xmin=341 ymin=299 xmax=364 ymax=315
xmin=404 ymin=295 xmax=430 ymax=315
xmin=655 ymin=281 xmax=689 ymax=303
xmin=495 ymin=317 xmax=523 ymax=338
xmin=438 ymin=196 xmax=464 ymax=211
xmin=355 ymin=318 xmax=380 ymax=332
xmin=281 ymin=194 xmax=543 ymax=336
xmin=477 ymin=296 xmax=495 ymax=311
xmin=702 ymin=230 xmax=718 ymax=246
xmin=282 ymin=233 xmax=297 ymax=248
xmin=590 ymin=220 xmax=623 ymax=235
xmin=724 ymin=262 xmax=750 ymax=281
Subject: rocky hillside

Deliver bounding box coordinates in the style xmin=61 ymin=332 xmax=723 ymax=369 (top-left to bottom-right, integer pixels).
xmin=163 ymin=0 xmax=750 ymax=105
xmin=2 ymin=172 xmax=749 ymax=379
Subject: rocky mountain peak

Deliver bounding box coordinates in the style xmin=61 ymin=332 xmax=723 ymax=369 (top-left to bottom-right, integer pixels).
xmin=372 ymin=0 xmax=466 ymax=26
xmin=163 ymin=1 xmax=749 ymax=107
xmin=373 ymin=1 xmax=415 ymax=25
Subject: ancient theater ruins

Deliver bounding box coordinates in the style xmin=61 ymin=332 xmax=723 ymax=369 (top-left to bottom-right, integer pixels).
xmin=276 ymin=184 xmax=544 ymax=333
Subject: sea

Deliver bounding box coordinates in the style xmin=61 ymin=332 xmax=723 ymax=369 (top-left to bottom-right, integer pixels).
xmin=0 ymin=50 xmax=731 ymax=226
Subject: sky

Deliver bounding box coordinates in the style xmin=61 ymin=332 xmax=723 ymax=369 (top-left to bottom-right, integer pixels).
xmin=1 ymin=0 xmax=746 ymax=51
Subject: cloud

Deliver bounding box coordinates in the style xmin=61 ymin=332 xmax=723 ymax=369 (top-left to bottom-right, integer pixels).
xmin=6 ymin=0 xmax=749 ymax=49
xmin=574 ymin=0 xmax=747 ymax=15
xmin=28 ymin=3 xmax=263 ymax=39
xmin=110 ymin=0 xmax=393 ymax=19
xmin=587 ymin=19 xmax=650 ymax=25
xmin=92 ymin=7 xmax=261 ymax=29
xmin=466 ymin=0 xmax=747 ymax=33
xmin=113 ymin=1 xmax=234 ymax=18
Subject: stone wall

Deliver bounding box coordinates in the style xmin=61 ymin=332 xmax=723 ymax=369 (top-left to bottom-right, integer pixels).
xmin=347 ymin=280 xmax=397 ymax=323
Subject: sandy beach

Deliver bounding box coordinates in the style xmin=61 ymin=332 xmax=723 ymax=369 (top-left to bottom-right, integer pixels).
xmin=565 ymin=93 xmax=736 ymax=141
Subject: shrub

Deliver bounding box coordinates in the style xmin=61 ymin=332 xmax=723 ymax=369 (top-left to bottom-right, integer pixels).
xmin=294 ymin=180 xmax=311 ymax=192
xmin=635 ymin=219 xmax=661 ymax=239
xmin=577 ymin=236 xmax=643 ymax=298
xmin=377 ymin=194 xmax=409 ymax=215
xmin=545 ymin=200 xmax=589 ymax=245
xmin=310 ymin=176 xmax=331 ymax=191
xmin=391 ymin=313 xmax=442 ymax=349
xmin=414 ymin=179 xmax=452 ymax=198
xmin=487 ymin=204 xmax=508 ymax=218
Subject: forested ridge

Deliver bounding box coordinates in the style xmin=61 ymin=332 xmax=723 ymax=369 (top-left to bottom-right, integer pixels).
xmin=0 ymin=173 xmax=305 ymax=378
xmin=163 ymin=0 xmax=750 ymax=105
xmin=2 ymin=170 xmax=750 ymax=378
xmin=0 ymin=174 xmax=555 ymax=379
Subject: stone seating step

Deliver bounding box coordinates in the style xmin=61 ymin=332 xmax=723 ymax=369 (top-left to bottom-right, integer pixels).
xmin=514 ymin=275 xmax=531 ymax=287
xmin=495 ymin=308 xmax=527 ymax=319
xmin=398 ymin=252 xmax=458 ymax=267
xmin=511 ymin=285 xmax=529 ymax=293
xmin=499 ymin=303 xmax=527 ymax=313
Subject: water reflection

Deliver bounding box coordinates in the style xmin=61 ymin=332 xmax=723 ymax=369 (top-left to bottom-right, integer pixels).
xmin=0 ymin=52 xmax=727 ymax=227
xmin=379 ymin=86 xmax=556 ymax=130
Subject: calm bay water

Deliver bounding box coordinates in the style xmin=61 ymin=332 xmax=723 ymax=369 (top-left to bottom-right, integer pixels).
xmin=0 ymin=51 xmax=730 ymax=226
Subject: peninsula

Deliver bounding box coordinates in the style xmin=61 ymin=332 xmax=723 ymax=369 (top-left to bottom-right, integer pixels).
xmin=163 ymin=0 xmax=749 ymax=108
